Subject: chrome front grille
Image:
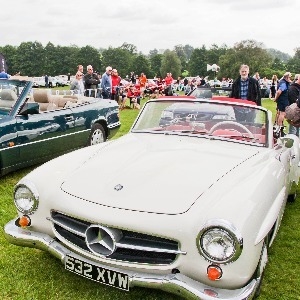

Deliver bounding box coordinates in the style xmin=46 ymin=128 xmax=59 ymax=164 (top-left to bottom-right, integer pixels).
xmin=50 ymin=211 xmax=184 ymax=265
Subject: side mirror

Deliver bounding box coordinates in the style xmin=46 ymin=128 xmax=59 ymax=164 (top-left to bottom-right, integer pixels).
xmin=279 ymin=137 xmax=294 ymax=148
xmin=19 ymin=102 xmax=39 ymax=115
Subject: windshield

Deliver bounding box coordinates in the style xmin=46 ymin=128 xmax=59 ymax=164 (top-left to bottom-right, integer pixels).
xmin=189 ymin=87 xmax=232 ymax=98
xmin=0 ymin=79 xmax=29 ymax=115
xmin=132 ymin=99 xmax=269 ymax=147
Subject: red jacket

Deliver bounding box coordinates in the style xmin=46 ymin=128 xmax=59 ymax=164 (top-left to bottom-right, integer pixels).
xmin=111 ymin=75 xmax=121 ymax=94
xmin=164 ymin=76 xmax=173 ymax=86
xmin=127 ymin=87 xmax=140 ymax=98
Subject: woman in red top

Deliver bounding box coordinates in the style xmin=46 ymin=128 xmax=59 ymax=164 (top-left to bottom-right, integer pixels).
xmin=138 ymin=73 xmax=147 ymax=98
xmin=127 ymin=85 xmax=141 ymax=109
xmin=111 ymin=69 xmax=121 ymax=101
xmin=164 ymin=73 xmax=174 ymax=86
xmin=164 ymin=73 xmax=174 ymax=95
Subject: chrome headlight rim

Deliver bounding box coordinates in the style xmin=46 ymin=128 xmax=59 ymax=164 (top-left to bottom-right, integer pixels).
xmin=197 ymin=219 xmax=243 ymax=264
xmin=14 ymin=179 xmax=39 ymax=215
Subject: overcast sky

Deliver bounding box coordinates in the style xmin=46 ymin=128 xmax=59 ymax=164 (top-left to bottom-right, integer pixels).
xmin=2 ymin=0 xmax=299 ymax=57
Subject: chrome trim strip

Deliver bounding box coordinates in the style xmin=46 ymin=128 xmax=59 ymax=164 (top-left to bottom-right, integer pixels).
xmin=115 ymin=241 xmax=186 ymax=255
xmin=4 ymin=219 xmax=258 ymax=300
xmin=47 ymin=217 xmax=86 ymax=237
xmin=0 ymin=129 xmax=90 ymax=150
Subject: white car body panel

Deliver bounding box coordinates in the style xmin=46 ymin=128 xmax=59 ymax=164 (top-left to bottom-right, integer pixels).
xmin=5 ymin=96 xmax=300 ymax=299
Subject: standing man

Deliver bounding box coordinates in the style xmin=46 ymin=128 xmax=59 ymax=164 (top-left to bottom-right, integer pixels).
xmin=101 ymin=66 xmax=112 ymax=99
xmin=274 ymin=72 xmax=292 ymax=127
xmin=44 ymin=75 xmax=49 ymax=88
xmin=84 ymin=65 xmax=100 ymax=97
xmin=287 ymin=74 xmax=300 ymax=136
xmin=48 ymin=76 xmax=53 ymax=88
xmin=0 ymin=69 xmax=9 ymax=79
xmin=230 ymin=64 xmax=261 ymax=121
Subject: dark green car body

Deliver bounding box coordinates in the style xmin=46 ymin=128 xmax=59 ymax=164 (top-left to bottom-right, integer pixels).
xmin=0 ymin=78 xmax=120 ymax=176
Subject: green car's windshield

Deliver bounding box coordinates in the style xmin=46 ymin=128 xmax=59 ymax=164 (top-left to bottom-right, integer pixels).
xmin=0 ymin=79 xmax=29 ymax=115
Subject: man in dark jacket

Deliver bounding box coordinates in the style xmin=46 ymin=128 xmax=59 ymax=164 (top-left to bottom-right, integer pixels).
xmin=230 ymin=64 xmax=261 ymax=122
xmin=84 ymin=65 xmax=100 ymax=97
xmin=288 ymin=74 xmax=300 ymax=136
xmin=274 ymin=72 xmax=292 ymax=126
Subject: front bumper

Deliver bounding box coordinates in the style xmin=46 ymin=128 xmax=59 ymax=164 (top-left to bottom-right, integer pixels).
xmin=4 ymin=219 xmax=259 ymax=300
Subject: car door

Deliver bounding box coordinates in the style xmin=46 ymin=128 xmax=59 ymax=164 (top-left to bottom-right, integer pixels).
xmin=0 ymin=116 xmax=19 ymax=175
xmin=15 ymin=108 xmax=76 ymax=166
xmin=68 ymin=100 xmax=106 ymax=146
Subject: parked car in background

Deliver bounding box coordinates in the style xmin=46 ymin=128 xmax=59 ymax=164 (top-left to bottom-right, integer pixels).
xmin=0 ymin=77 xmax=120 ymax=176
xmin=54 ymin=76 xmax=69 ymax=87
xmin=32 ymin=76 xmax=46 ymax=88
xmin=208 ymin=79 xmax=222 ymax=87
xmin=188 ymin=86 xmax=232 ymax=98
xmin=4 ymin=94 xmax=299 ymax=299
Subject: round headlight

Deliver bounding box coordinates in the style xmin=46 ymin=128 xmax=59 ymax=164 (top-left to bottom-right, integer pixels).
xmin=197 ymin=219 xmax=243 ymax=264
xmin=14 ymin=180 xmax=39 ymax=215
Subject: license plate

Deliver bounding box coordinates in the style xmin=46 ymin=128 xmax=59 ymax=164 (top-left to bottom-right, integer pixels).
xmin=65 ymin=255 xmax=129 ymax=291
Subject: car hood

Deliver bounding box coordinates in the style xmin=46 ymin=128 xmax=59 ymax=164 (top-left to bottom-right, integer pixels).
xmin=61 ymin=133 xmax=259 ymax=214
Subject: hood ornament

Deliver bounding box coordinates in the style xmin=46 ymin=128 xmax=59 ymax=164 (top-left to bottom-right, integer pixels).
xmin=114 ymin=184 xmax=123 ymax=191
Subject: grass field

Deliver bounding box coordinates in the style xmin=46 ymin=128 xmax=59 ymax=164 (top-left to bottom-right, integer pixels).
xmin=0 ymin=97 xmax=299 ymax=300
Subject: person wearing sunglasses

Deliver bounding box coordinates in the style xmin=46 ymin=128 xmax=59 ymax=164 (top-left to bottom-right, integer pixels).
xmin=83 ymin=65 xmax=100 ymax=97
xmin=70 ymin=72 xmax=85 ymax=95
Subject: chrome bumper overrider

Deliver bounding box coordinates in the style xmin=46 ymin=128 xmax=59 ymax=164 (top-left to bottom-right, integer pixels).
xmin=4 ymin=219 xmax=259 ymax=300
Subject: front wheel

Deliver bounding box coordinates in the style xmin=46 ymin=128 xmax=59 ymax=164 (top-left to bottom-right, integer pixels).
xmin=88 ymin=123 xmax=106 ymax=146
xmin=287 ymin=192 xmax=296 ymax=203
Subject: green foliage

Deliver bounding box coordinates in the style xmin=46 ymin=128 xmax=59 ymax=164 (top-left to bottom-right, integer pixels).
xmin=1 ymin=39 xmax=300 ymax=80
xmin=188 ymin=45 xmax=208 ymax=77
xmin=76 ymin=45 xmax=102 ymax=74
xmin=287 ymin=48 xmax=300 ymax=75
xmin=160 ymin=50 xmax=182 ymax=78
xmin=101 ymin=47 xmax=133 ymax=77
xmin=149 ymin=54 xmax=163 ymax=78
xmin=218 ymin=40 xmax=273 ymax=79
xmin=131 ymin=54 xmax=153 ymax=78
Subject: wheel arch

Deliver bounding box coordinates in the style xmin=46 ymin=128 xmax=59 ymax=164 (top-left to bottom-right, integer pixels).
xmin=91 ymin=119 xmax=109 ymax=139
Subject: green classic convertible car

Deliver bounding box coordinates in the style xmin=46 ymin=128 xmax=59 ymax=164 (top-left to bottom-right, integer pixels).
xmin=0 ymin=78 xmax=120 ymax=176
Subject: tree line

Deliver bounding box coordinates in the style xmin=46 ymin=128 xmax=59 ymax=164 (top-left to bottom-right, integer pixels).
xmin=1 ymin=40 xmax=299 ymax=80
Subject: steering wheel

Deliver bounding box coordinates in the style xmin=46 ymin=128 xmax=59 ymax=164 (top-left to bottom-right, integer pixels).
xmin=209 ymin=121 xmax=254 ymax=139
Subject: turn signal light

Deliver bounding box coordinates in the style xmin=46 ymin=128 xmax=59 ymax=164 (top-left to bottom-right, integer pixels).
xmin=207 ymin=265 xmax=222 ymax=281
xmin=18 ymin=215 xmax=31 ymax=227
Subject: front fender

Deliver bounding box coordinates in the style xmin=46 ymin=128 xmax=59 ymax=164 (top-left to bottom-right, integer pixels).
xmin=255 ymin=186 xmax=286 ymax=245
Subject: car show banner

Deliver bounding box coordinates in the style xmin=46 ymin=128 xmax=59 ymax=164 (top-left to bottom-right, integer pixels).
xmin=0 ymin=53 xmax=7 ymax=72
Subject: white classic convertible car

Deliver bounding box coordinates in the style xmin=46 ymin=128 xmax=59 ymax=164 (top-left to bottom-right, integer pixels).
xmin=4 ymin=95 xmax=300 ymax=299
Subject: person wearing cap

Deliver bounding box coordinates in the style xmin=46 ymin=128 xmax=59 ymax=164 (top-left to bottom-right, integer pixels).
xmin=274 ymin=72 xmax=292 ymax=127
xmin=287 ymin=74 xmax=300 ymax=136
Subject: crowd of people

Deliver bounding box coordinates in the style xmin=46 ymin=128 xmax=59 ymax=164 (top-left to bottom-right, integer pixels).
xmin=66 ymin=64 xmax=300 ymax=136
xmin=69 ymin=65 xmax=182 ymax=110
